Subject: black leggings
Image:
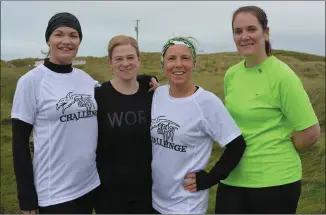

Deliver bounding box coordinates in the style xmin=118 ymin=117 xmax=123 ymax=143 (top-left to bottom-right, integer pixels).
xmin=215 ymin=180 xmax=301 ymax=214
xmin=38 ymin=188 xmax=96 ymax=214
xmin=94 ymin=185 xmax=153 ymax=214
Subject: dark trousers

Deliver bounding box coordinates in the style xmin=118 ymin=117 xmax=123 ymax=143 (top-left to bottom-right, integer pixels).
xmin=38 ymin=188 xmax=96 ymax=214
xmin=94 ymin=185 xmax=153 ymax=214
xmin=215 ymin=180 xmax=301 ymax=214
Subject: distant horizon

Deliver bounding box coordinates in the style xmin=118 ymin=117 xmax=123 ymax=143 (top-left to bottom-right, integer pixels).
xmin=1 ymin=48 xmax=325 ymax=62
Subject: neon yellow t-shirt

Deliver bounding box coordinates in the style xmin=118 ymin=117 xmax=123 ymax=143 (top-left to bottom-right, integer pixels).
xmin=221 ymin=56 xmax=319 ymax=187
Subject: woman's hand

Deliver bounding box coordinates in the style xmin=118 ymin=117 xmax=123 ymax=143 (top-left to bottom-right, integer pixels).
xmin=183 ymin=173 xmax=197 ymax=192
xmin=149 ymin=77 xmax=160 ymax=92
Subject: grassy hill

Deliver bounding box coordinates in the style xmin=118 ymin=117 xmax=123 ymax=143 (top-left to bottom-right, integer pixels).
xmin=1 ymin=50 xmax=325 ymax=213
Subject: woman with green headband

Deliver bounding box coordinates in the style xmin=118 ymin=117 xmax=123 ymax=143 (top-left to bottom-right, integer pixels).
xmin=150 ymin=37 xmax=247 ymax=214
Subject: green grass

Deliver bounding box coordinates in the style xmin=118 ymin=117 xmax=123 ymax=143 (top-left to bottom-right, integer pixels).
xmin=1 ymin=50 xmax=325 ymax=213
xmin=1 ymin=125 xmax=19 ymax=213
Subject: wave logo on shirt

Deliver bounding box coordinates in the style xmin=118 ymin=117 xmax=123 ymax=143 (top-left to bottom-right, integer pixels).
xmin=151 ymin=116 xmax=187 ymax=152
xmin=56 ymin=92 xmax=97 ymax=122
xmin=151 ymin=116 xmax=180 ymax=142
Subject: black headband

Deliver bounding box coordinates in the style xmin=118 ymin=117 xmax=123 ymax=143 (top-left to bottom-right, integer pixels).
xmin=45 ymin=12 xmax=82 ymax=42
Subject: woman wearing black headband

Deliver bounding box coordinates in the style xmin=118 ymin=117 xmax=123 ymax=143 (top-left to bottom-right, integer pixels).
xmin=11 ymin=12 xmax=157 ymax=214
xmin=11 ymin=12 xmax=99 ymax=214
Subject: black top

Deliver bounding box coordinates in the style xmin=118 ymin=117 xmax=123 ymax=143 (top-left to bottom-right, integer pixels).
xmin=95 ymin=80 xmax=154 ymax=198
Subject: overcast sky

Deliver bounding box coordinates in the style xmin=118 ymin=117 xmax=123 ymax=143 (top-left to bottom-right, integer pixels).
xmin=1 ymin=1 xmax=325 ymax=60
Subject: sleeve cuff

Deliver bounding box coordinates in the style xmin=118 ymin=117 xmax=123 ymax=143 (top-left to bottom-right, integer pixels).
xmin=196 ymin=170 xmax=212 ymax=191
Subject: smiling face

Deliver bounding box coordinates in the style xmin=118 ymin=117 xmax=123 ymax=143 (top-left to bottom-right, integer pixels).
xmin=47 ymin=26 xmax=80 ymax=64
xmin=109 ymin=44 xmax=141 ymax=81
xmin=232 ymin=12 xmax=269 ymax=58
xmin=163 ymin=44 xmax=194 ymax=86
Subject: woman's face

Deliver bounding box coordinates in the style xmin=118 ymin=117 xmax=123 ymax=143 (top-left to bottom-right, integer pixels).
xmin=232 ymin=12 xmax=269 ymax=57
xmin=109 ymin=44 xmax=141 ymax=81
xmin=48 ymin=26 xmax=80 ymax=64
xmin=163 ymin=44 xmax=194 ymax=86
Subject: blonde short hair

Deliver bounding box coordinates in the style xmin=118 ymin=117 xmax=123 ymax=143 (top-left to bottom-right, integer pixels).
xmin=107 ymin=35 xmax=140 ymax=60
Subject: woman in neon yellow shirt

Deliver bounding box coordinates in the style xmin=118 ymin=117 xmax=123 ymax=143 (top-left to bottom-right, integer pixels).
xmin=214 ymin=5 xmax=321 ymax=214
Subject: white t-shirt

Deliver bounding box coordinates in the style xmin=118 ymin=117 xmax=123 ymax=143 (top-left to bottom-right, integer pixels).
xmin=11 ymin=65 xmax=100 ymax=207
xmin=151 ymin=85 xmax=242 ymax=214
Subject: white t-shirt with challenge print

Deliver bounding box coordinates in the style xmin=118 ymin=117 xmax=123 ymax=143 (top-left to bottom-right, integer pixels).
xmin=11 ymin=65 xmax=100 ymax=207
xmin=151 ymin=85 xmax=242 ymax=214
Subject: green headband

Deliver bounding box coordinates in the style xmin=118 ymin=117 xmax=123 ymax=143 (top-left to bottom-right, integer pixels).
xmin=161 ymin=38 xmax=197 ymax=71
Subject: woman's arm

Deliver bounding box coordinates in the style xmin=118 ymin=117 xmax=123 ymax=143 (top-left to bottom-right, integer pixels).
xmin=184 ymin=135 xmax=246 ymax=192
xmin=11 ymin=73 xmax=39 ymax=213
xmin=292 ymin=124 xmax=320 ymax=150
xmin=278 ymin=70 xmax=320 ymax=150
xmin=184 ymin=94 xmax=246 ymax=192
xmin=12 ymin=118 xmax=38 ymax=211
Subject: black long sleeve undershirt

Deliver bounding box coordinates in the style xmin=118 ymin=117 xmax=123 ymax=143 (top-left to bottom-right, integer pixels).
xmin=196 ymin=135 xmax=246 ymax=191
xmin=12 ymin=118 xmax=38 ymax=211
